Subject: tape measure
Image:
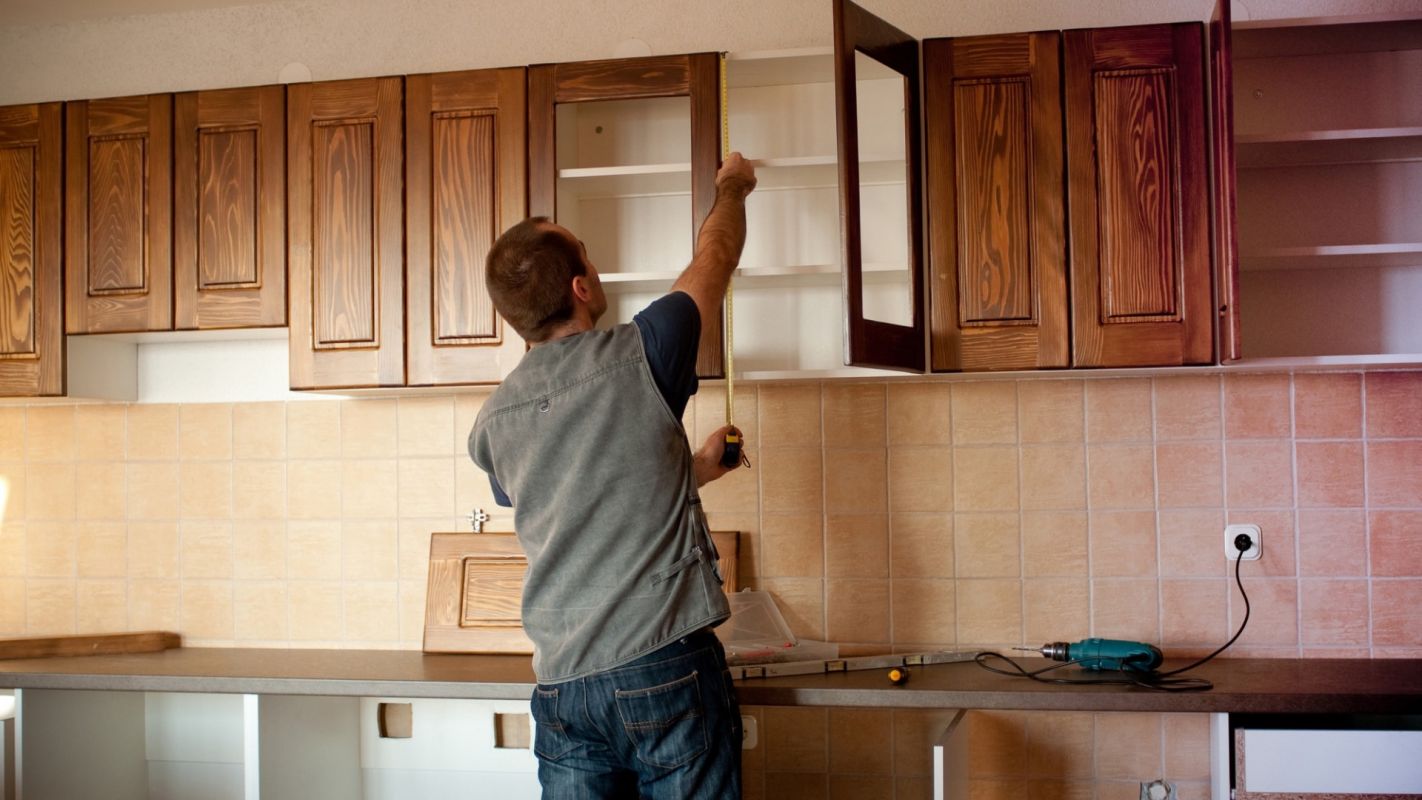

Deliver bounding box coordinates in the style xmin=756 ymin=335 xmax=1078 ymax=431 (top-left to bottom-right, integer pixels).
xmin=718 ymin=53 xmax=749 ymax=471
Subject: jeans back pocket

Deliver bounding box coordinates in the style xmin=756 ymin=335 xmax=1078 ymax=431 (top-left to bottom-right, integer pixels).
xmin=530 ymin=686 xmax=578 ymax=761
xmin=613 ymin=669 xmax=709 ymax=771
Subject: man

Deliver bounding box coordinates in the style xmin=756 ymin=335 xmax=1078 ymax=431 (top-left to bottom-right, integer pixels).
xmin=469 ymin=152 xmax=758 ymax=799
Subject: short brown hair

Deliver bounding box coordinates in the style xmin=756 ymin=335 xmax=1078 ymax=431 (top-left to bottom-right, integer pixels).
xmin=485 ymin=217 xmax=586 ymax=342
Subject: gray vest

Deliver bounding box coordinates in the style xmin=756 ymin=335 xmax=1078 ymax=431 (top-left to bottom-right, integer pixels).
xmin=468 ymin=322 xmax=729 ymax=683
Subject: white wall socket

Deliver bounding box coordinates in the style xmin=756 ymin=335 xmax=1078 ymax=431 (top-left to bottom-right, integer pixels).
xmin=1225 ymin=523 xmax=1262 ymax=561
xmin=741 ymin=714 xmax=758 ymax=750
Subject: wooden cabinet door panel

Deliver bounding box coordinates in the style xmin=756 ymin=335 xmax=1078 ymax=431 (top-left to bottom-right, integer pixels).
xmin=1211 ymin=0 xmax=1241 ymax=362
xmin=406 ymin=67 xmax=527 ymax=386
xmin=1065 ymin=24 xmax=1212 ymax=367
xmin=0 ymin=103 xmax=64 ymax=396
xmin=926 ymin=32 xmax=1068 ymax=372
xmin=65 ymin=94 xmax=173 ymax=334
xmin=288 ymin=77 xmax=405 ymax=389
xmin=174 ymin=85 xmax=285 ymax=330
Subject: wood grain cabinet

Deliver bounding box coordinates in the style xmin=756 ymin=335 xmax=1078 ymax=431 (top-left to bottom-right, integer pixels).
xmin=0 ymin=103 xmax=64 ymax=396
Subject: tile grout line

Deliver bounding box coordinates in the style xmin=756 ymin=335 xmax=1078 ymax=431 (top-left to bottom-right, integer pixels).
xmin=1361 ymin=372 xmax=1374 ymax=655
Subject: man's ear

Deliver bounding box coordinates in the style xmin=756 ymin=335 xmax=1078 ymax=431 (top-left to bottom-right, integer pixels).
xmin=570 ymin=274 xmax=592 ymax=303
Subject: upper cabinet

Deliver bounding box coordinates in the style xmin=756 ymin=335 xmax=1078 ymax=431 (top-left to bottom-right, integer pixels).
xmin=65 ymin=94 xmax=173 ymax=334
xmin=0 ymin=103 xmax=64 ymax=397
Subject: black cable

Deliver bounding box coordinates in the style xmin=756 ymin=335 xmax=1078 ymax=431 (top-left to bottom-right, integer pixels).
xmin=975 ymin=547 xmax=1253 ymax=693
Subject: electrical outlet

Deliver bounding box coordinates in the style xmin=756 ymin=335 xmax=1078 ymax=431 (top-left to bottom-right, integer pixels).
xmin=1224 ymin=523 xmax=1261 ymax=561
xmin=741 ymin=714 xmax=758 ymax=750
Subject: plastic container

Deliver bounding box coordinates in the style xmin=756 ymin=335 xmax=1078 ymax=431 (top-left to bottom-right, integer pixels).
xmin=716 ymin=589 xmax=840 ymax=665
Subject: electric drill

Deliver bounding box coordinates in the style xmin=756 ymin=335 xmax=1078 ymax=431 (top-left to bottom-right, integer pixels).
xmin=1015 ymin=638 xmax=1164 ymax=672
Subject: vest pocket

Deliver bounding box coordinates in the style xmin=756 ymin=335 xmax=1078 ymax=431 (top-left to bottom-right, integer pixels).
xmin=650 ymin=546 xmax=703 ymax=585
xmin=613 ymin=670 xmax=709 ymax=770
xmin=530 ymin=686 xmax=578 ymax=761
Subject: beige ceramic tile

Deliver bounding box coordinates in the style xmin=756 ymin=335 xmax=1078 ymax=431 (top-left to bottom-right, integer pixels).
xmin=73 ymin=405 xmax=127 ymax=461
xmin=1091 ymin=579 xmax=1160 ymax=642
xmin=286 ymin=460 xmax=342 ymax=519
xmin=0 ymin=408 xmax=25 ymax=461
xmin=1293 ymin=372 xmax=1362 ymax=439
xmin=827 ymin=775 xmax=891 ymax=800
xmin=828 ymin=708 xmax=893 ymax=774
xmin=181 ymin=520 xmax=234 ymax=579
xmin=1021 ymin=512 xmax=1088 ymax=578
xmin=344 ymin=581 xmax=400 ymax=641
xmin=398 ymin=396 xmax=456 ymax=457
xmin=398 ymin=520 xmax=441 ymax=582
xmin=26 ymin=405 xmax=75 ymax=462
xmin=763 ymin=773 xmax=825 ymax=800
xmin=180 ymin=461 xmax=233 ymax=519
xmin=76 ymin=521 xmax=127 ymax=577
xmin=1025 ymin=711 xmax=1094 ymax=778
xmin=0 ymin=464 xmax=26 ymax=520
xmin=1017 ymin=379 xmax=1083 ymax=445
xmin=1366 ymin=440 xmax=1422 ymax=507
xmin=1163 ymin=714 xmax=1212 ymax=782
xmin=1365 ymin=371 xmax=1422 ymax=438
xmin=954 ymin=447 xmax=1019 ymax=512
xmin=966 ymin=710 xmax=1028 ymax=778
xmin=954 ymin=512 xmax=1020 ymax=578
xmin=452 ymin=393 xmax=488 ymax=453
xmin=889 ymin=513 xmax=952 ymax=579
xmin=952 ymin=382 xmax=1017 ymax=445
xmin=1086 ymin=445 xmax=1155 ymax=509
xmin=822 ymin=384 xmax=885 ymax=448
xmin=823 ymin=449 xmax=885 ymax=513
xmin=1296 ymin=441 xmax=1365 ymax=507
xmin=0 ymin=523 xmax=24 ymax=577
xmin=232 ymin=402 xmax=287 ymax=460
xmin=691 ymin=384 xmax=759 ymax=446
xmin=127 ymin=404 xmax=179 ymax=460
xmin=755 ymin=577 xmax=825 ymax=640
xmin=341 ymin=459 xmax=399 ymax=518
xmin=1085 ymin=379 xmax=1152 ymax=443
xmin=697 ymin=450 xmax=760 ymax=513
xmin=764 ymin=706 xmax=828 ymax=772
xmin=957 ymin=579 xmax=1023 ymax=646
xmin=234 ymin=581 xmax=288 ymax=640
xmin=26 ymin=579 xmax=76 ymax=634
xmin=287 ymin=401 xmax=342 ymax=459
xmin=826 ymin=578 xmax=890 ymax=643
xmin=891 ymin=577 xmax=955 ymax=645
xmin=760 ymin=448 xmax=823 ymax=514
xmin=127 ymin=462 xmax=179 ymax=520
xmin=1158 ymin=509 xmax=1226 ymax=577
xmin=288 ymin=581 xmax=344 ymax=641
xmin=0 ymin=578 xmax=24 ymax=633
xmin=342 ymin=521 xmax=398 ymax=581
xmin=1019 ymin=445 xmax=1086 ymax=510
xmin=1153 ymin=375 xmax=1222 ymax=441
xmin=892 ymin=709 xmax=963 ymax=777
xmin=394 ymin=458 xmax=453 ymax=519
xmin=1297 ymin=509 xmax=1367 ymax=577
xmin=1372 ymin=580 xmax=1422 ymax=647
xmin=758 ymin=384 xmax=822 ymax=447
xmin=887 ymin=383 xmax=951 ymax=446
xmin=25 ymin=520 xmax=75 ymax=577
xmin=76 ymin=461 xmax=126 ymax=520
xmin=1370 ymin=511 xmax=1422 ymax=577
xmin=1089 ymin=510 xmax=1157 ymax=578
xmin=128 ymin=578 xmax=180 ymax=630
xmin=181 ymin=580 xmax=234 ymax=640
xmin=76 ymin=579 xmax=127 ymax=633
xmin=286 ymin=520 xmax=342 ymax=580
xmin=888 ymin=446 xmax=952 ymax=512
xmin=1224 ymin=374 xmax=1291 ymax=439
xmin=128 ymin=522 xmax=180 ymax=578
xmin=1229 ymin=578 xmax=1298 ymax=646
xmin=1155 ymin=442 xmax=1223 ymax=508
xmin=233 ymin=461 xmax=286 ymax=519
xmin=398 ymin=578 xmax=427 ymax=644
xmin=340 ymin=399 xmax=398 ymax=458
xmin=824 ymin=513 xmax=887 ymax=579
xmin=1022 ymin=579 xmax=1089 ymax=643
xmin=1299 ymin=579 xmax=1369 ymax=646
xmin=1093 ymin=713 xmax=1162 ymax=780
xmin=1223 ymin=440 xmax=1295 ymax=508
xmin=233 ymin=520 xmax=286 ymax=580
xmin=179 ymin=404 xmax=232 ymax=460
xmin=25 ymin=462 xmax=75 ymax=520
xmin=1160 ymin=579 xmax=1228 ymax=645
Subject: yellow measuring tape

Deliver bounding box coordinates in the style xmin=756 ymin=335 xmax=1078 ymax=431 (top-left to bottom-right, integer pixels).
xmin=719 ymin=53 xmax=735 ymax=428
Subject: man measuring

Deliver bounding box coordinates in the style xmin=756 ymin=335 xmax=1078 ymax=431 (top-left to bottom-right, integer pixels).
xmin=469 ymin=152 xmax=758 ymax=798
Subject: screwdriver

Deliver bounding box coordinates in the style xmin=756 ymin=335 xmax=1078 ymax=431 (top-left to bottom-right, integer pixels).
xmin=1014 ymin=638 xmax=1164 ymax=672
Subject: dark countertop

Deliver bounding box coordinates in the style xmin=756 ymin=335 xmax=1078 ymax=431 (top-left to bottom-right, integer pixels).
xmin=1 ymin=649 xmax=1419 ymax=714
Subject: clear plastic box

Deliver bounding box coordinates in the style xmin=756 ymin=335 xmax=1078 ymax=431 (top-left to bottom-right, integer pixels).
xmin=715 ymin=589 xmax=839 ymax=665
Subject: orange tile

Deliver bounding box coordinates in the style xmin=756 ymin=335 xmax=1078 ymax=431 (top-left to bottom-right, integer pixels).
xmin=1369 ymin=511 xmax=1422 ymax=577
xmin=1228 ymin=509 xmax=1296 ymax=576
xmin=179 ymin=461 xmax=233 ymax=519
xmin=341 ymin=459 xmax=399 ymax=519
xmin=128 ymin=578 xmax=180 ymax=630
xmin=1019 ymin=445 xmax=1086 ymax=511
xmin=233 ymin=581 xmax=288 ymax=641
xmin=824 ymin=448 xmax=886 ymax=513
xmin=889 ymin=513 xmax=953 ymax=579
xmin=760 ymin=447 xmax=824 ymax=513
xmin=1022 ymin=780 xmax=1094 ymax=800
xmin=756 ymin=577 xmax=825 ymax=640
xmin=1091 ymin=579 xmax=1160 ymax=642
xmin=891 ymin=577 xmax=955 ymax=645
xmin=955 ymin=512 xmax=1020 ymax=578
xmin=1163 ymin=714 xmax=1212 ymax=782
xmin=1153 ymin=375 xmax=1222 ymax=441
xmin=764 ymin=706 xmax=828 ymax=772
xmin=887 ymin=383 xmax=951 ymax=446
xmin=1159 ymin=509 xmax=1225 ymax=577
xmin=1298 ymin=579 xmax=1369 ymax=646
xmin=828 ymin=708 xmax=893 ymax=774
xmin=1230 ymin=578 xmax=1298 ymax=646
xmin=232 ymin=403 xmax=286 ymax=460
xmin=1371 ymin=580 xmax=1422 ymax=647
xmin=181 ymin=580 xmax=234 ymax=640
xmin=761 ymin=513 xmax=824 ymax=578
xmin=822 ymin=384 xmax=885 ymax=448
xmin=826 ymin=578 xmax=890 ymax=643
xmin=828 ymin=775 xmax=892 ymax=800
xmin=1155 ymin=442 xmax=1223 ymax=508
xmin=127 ymin=404 xmax=179 ymax=460
xmin=1018 ymin=379 xmax=1084 ymax=445
xmin=342 ymin=521 xmax=398 ymax=581
xmin=178 ymin=404 xmax=232 ymax=460
xmin=233 ymin=520 xmax=286 ymax=580
xmin=1085 ymin=379 xmax=1152 ymax=443
xmin=764 ymin=773 xmax=826 ymax=800
xmin=233 ymin=461 xmax=286 ymax=519
xmin=1025 ymin=711 xmax=1093 ymax=778
xmin=1224 ymin=373 xmax=1291 ymax=439
xmin=1224 ymin=441 xmax=1294 ymax=508
xmin=966 ymin=710 xmax=1027 ymax=778
xmin=344 ymin=581 xmax=400 ymax=642
xmin=888 ymin=446 xmax=952 ymax=512
xmin=952 ymin=382 xmax=1018 ymax=445
xmin=957 ymin=579 xmax=1022 ymax=646
xmin=1366 ymin=440 xmax=1422 ymax=507
xmin=128 ymin=522 xmax=179 ymax=578
xmin=759 ymin=384 xmax=822 ymax=447
xmin=76 ymin=579 xmax=127 ymax=633
xmin=1365 ymin=371 xmax=1422 ymax=438
xmin=697 ymin=446 xmax=760 ymax=513
xmin=25 ymin=520 xmax=75 ymax=577
xmin=892 ymin=709 xmax=963 ymax=776
xmin=1021 ymin=512 xmax=1088 ymax=578
xmin=1089 ymin=510 xmax=1157 ymax=578
xmin=691 ymin=385 xmax=758 ymax=446
xmin=73 ymin=405 xmax=127 ymax=461
xmin=1297 ymin=509 xmax=1367 ymax=577
xmin=825 ymin=513 xmax=887 ymax=579
xmin=76 ymin=462 xmax=126 ymax=520
xmin=1094 ymin=712 xmax=1162 ymax=780
xmin=954 ymin=447 xmax=1019 ymax=511
xmin=1293 ymin=372 xmax=1362 ymax=439
xmin=26 ymin=405 xmax=75 ymax=462
xmin=1086 ymin=445 xmax=1155 ymax=509
xmin=1296 ymin=441 xmax=1365 ymax=507
xmin=969 ymin=779 xmax=1029 ymax=799
xmin=180 ymin=520 xmax=234 ymax=579
xmin=76 ymin=521 xmax=127 ymax=578
xmin=397 ymin=457 xmax=456 ymax=518
xmin=397 ymin=396 xmax=456 ymax=457
xmin=1022 ymin=579 xmax=1089 ymax=644
xmin=1160 ymin=579 xmax=1228 ymax=645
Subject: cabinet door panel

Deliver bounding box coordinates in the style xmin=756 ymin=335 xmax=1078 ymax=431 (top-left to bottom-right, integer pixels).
xmin=0 ymin=103 xmax=63 ymax=396
xmin=926 ymin=32 xmax=1068 ymax=371
xmin=288 ymin=77 xmax=405 ymax=389
xmin=1065 ymin=24 xmax=1212 ymax=367
xmin=65 ymin=94 xmax=173 ymax=334
xmin=174 ymin=85 xmax=286 ymax=330
xmin=406 ymin=67 xmax=527 ymax=386
xmin=1211 ymin=0 xmax=1241 ymax=362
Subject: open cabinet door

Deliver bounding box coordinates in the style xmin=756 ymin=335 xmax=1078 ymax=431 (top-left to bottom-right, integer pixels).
xmin=834 ymin=0 xmax=926 ymax=372
xmin=1211 ymin=0 xmax=1242 ymax=362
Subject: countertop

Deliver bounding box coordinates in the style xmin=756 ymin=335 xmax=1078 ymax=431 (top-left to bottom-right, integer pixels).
xmin=2 ymin=649 xmax=1420 ymax=714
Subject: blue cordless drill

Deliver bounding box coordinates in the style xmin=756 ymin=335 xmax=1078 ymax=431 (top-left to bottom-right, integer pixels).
xmin=1015 ymin=638 xmax=1164 ymax=672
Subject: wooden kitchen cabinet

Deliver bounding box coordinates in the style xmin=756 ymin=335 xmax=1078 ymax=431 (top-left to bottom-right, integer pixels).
xmin=0 ymin=103 xmax=64 ymax=397
xmin=65 ymin=93 xmax=173 ymax=334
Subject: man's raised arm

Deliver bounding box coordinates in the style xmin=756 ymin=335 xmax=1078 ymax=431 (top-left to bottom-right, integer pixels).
xmin=672 ymin=152 xmax=757 ymax=327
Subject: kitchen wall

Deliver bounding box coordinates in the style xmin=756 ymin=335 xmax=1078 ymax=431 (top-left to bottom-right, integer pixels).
xmin=1 ymin=368 xmax=1418 ymax=797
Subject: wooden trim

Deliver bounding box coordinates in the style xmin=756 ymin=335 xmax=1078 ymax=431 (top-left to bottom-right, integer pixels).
xmin=549 ymin=56 xmax=693 ymax=103
xmin=1211 ymin=0 xmax=1242 ymax=362
xmin=0 ymin=632 xmax=180 ymax=660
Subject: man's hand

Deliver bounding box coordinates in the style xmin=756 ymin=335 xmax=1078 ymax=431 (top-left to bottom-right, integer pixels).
xmin=693 ymin=424 xmax=748 ymax=488
xmin=715 ymin=151 xmax=757 ymax=199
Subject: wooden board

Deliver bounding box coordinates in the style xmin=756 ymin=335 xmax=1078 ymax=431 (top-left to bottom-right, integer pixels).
xmin=424 ymin=531 xmax=738 ymax=654
xmin=0 ymin=632 xmax=180 ymax=660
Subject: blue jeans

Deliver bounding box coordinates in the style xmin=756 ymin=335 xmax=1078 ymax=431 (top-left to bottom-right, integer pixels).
xmin=529 ymin=630 xmax=742 ymax=799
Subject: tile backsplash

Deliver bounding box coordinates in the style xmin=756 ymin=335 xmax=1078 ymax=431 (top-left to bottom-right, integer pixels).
xmin=1 ymin=369 xmax=1418 ymax=797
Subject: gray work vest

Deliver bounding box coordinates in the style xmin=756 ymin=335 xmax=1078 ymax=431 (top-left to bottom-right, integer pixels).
xmin=468 ymin=322 xmax=729 ymax=683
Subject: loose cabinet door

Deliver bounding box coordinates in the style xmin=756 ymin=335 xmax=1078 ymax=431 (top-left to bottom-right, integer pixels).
xmin=1064 ymin=23 xmax=1213 ymax=367
xmin=405 ymin=67 xmax=527 ymax=386
xmin=0 ymin=103 xmax=64 ymax=397
xmin=174 ymin=85 xmax=286 ymax=330
xmin=288 ymin=77 xmax=405 ymax=389
xmin=65 ymin=94 xmax=173 ymax=334
xmin=925 ymin=32 xmax=1069 ymax=372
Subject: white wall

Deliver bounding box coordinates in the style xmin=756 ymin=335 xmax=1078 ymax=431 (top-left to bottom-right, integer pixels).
xmin=2 ymin=0 xmax=1417 ymax=105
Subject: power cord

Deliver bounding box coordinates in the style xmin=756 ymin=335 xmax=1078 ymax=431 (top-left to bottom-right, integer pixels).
xmin=975 ymin=535 xmax=1254 ymax=693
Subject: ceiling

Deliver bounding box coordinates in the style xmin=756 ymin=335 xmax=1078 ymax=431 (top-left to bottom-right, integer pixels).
xmin=1 ymin=0 xmax=283 ymax=26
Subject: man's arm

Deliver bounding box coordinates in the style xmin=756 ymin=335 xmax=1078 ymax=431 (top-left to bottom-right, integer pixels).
xmin=671 ymin=152 xmax=757 ymax=329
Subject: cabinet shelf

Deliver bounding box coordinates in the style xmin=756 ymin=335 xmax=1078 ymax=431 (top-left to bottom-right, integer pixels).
xmin=1241 ymin=242 xmax=1422 ymax=270
xmin=1237 ymin=127 xmax=1422 ymax=168
xmin=599 ymin=262 xmax=908 ymax=289
xmin=558 ymin=156 xmax=906 ymax=198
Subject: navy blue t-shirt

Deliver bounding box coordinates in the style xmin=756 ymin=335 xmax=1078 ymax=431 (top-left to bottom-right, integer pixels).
xmin=488 ymin=291 xmax=701 ymax=507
